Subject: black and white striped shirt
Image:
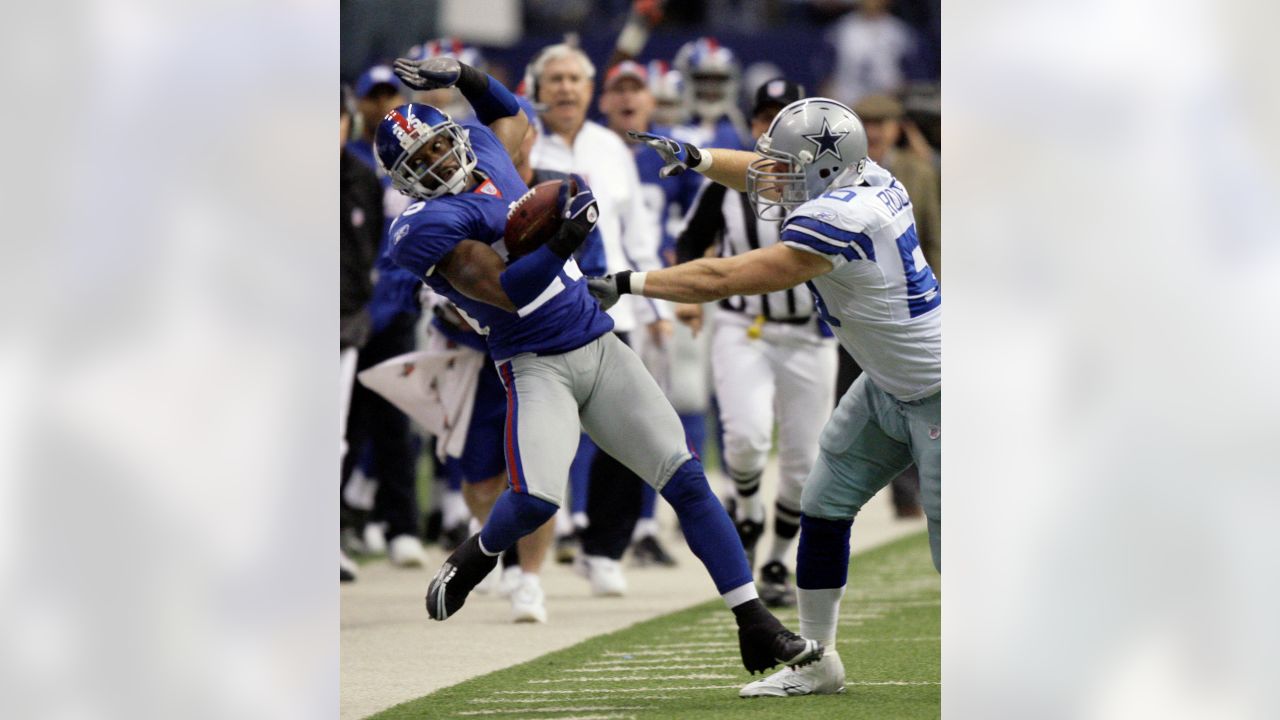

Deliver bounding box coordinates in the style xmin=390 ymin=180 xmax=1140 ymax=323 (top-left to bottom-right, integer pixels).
xmin=675 ymin=182 xmax=815 ymax=322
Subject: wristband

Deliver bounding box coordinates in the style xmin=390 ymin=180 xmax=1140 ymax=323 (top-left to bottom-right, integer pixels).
xmin=617 ymin=270 xmax=633 ymax=295
xmin=630 ymin=271 xmax=648 ymax=296
xmin=456 ymin=64 xmax=521 ymax=125
xmin=690 ymin=148 xmax=713 ymax=173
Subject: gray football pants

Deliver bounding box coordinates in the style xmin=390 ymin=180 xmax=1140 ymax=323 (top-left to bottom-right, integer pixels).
xmin=802 ymin=374 xmax=941 ymax=571
xmin=496 ymin=333 xmax=693 ymax=505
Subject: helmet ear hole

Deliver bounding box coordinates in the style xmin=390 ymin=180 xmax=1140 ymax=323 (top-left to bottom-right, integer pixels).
xmin=819 ymin=168 xmax=831 ymax=178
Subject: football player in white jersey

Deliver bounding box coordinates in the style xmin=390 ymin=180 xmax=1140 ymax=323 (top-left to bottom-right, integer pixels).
xmin=589 ymin=97 xmax=941 ymax=698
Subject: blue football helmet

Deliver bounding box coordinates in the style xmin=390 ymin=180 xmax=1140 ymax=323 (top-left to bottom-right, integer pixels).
xmin=374 ymin=103 xmax=477 ymax=200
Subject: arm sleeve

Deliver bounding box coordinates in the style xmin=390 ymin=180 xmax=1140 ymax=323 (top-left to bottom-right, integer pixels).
xmin=499 ymin=244 xmax=566 ymax=313
xmin=675 ymin=180 xmax=727 ymax=264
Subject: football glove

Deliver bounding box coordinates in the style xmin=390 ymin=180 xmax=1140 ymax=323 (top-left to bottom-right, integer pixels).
xmin=393 ymin=56 xmax=463 ymax=91
xmin=587 ymin=271 xmax=637 ymax=312
xmin=627 ymin=131 xmax=706 ymax=178
xmin=547 ymin=175 xmax=599 ymax=258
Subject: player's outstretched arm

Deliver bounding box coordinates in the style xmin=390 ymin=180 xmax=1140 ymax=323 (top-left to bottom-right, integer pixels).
xmin=394 ymin=56 xmax=529 ymax=158
xmin=626 ymin=130 xmax=758 ymax=192
xmin=589 ymin=244 xmax=831 ymax=307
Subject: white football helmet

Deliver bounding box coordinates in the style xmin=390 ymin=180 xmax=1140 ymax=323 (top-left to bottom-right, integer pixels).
xmin=747 ymin=98 xmax=868 ymax=220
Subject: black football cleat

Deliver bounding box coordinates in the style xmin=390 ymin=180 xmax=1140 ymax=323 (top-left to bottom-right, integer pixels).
xmin=735 ymin=517 xmax=765 ymax=567
xmin=734 ymin=599 xmax=824 ymax=674
xmin=758 ymin=560 xmax=797 ymax=608
xmin=425 ymin=534 xmax=499 ymax=621
xmin=630 ymin=534 xmax=677 ymax=567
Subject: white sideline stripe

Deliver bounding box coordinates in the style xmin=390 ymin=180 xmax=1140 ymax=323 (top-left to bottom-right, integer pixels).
xmin=595 ymin=655 xmax=738 ymax=663
xmin=527 ymin=673 xmax=736 ymax=683
xmin=455 ymin=706 xmax=642 ymax=716
xmin=847 ymin=637 xmax=940 ymax=643
xmin=495 ymin=685 xmax=739 ymax=696
xmin=471 ymin=697 xmax=665 ymax=705
xmin=849 ymin=676 xmax=942 ymax=681
xmin=602 ymin=648 xmax=735 ymax=657
xmin=575 ymin=664 xmax=738 ymax=671
xmin=643 ymin=642 xmax=736 ymax=649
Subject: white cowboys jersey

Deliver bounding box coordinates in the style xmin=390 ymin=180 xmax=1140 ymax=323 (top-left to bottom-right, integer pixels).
xmin=778 ymin=160 xmax=941 ymax=401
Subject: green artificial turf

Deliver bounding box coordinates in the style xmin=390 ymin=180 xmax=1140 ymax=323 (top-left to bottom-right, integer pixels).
xmin=368 ymin=531 xmax=939 ymax=720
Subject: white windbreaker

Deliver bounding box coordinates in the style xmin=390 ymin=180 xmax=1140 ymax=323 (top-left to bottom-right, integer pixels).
xmin=530 ymin=120 xmax=670 ymax=333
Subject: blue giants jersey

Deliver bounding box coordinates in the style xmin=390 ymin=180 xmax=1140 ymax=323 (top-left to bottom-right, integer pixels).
xmin=387 ymin=123 xmax=614 ymax=360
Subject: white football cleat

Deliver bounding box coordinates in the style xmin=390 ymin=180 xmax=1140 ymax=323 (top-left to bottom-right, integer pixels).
xmin=739 ymin=651 xmax=846 ymax=698
xmin=362 ymin=522 xmax=388 ymax=555
xmin=574 ymin=554 xmax=627 ymax=596
xmin=497 ymin=565 xmax=524 ymax=598
xmin=388 ymin=534 xmax=426 ymax=567
xmin=510 ymin=574 xmax=547 ymax=623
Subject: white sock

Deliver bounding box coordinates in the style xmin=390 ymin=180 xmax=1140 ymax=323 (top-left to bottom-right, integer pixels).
xmin=441 ymin=489 xmax=469 ymax=528
xmin=555 ymin=506 xmax=573 ymax=535
xmin=721 ymin=582 xmax=759 ymax=609
xmin=632 ymin=517 xmax=659 ymax=541
xmin=469 ymin=517 xmax=483 ymax=535
xmin=798 ymin=586 xmax=845 ymax=646
xmin=735 ymin=493 xmax=765 ymax=524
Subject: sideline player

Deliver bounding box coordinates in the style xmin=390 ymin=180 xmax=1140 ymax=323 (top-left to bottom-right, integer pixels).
xmin=672 ymin=79 xmax=838 ymax=608
xmin=381 ymin=54 xmax=823 ymax=676
xmin=589 ymin=97 xmax=941 ymax=696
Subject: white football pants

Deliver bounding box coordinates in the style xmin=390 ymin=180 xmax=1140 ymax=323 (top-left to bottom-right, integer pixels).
xmin=710 ymin=311 xmax=838 ymax=512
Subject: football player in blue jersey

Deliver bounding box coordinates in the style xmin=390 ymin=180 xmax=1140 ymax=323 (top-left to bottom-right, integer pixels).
xmin=379 ymin=55 xmax=824 ymax=677
xmin=673 ymin=37 xmax=751 ymax=152
xmin=589 ymin=97 xmax=942 ymax=697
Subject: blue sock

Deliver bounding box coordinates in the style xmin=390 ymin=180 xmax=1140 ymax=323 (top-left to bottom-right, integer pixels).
xmin=479 ymin=491 xmax=558 ymax=553
xmin=795 ymin=515 xmax=853 ymax=589
xmin=569 ymin=433 xmax=595 ymax=516
xmin=660 ymin=459 xmax=752 ymax=594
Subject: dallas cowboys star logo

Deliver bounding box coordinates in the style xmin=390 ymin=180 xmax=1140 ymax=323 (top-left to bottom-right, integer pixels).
xmin=803 ymin=118 xmax=848 ymax=161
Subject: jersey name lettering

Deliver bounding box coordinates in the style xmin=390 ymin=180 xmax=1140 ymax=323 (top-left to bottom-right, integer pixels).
xmin=876 ymin=182 xmax=911 ymax=215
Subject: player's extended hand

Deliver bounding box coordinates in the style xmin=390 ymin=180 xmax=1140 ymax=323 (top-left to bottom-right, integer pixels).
xmin=393 ymin=56 xmax=462 ymax=91
xmin=626 ymin=131 xmax=705 ymax=178
xmin=587 ymin=275 xmax=622 ymax=311
xmin=559 ymin=174 xmax=600 ymax=234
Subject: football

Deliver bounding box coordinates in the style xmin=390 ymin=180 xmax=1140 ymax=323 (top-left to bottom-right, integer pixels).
xmin=504 ymin=179 xmax=570 ymax=260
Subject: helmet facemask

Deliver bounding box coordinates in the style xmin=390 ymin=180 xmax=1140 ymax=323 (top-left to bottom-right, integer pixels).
xmin=747 ymin=140 xmax=810 ymax=221
xmin=387 ymin=121 xmax=477 ymax=200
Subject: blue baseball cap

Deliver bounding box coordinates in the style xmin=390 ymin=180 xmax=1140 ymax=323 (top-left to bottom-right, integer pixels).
xmin=355 ymin=64 xmax=404 ymax=99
